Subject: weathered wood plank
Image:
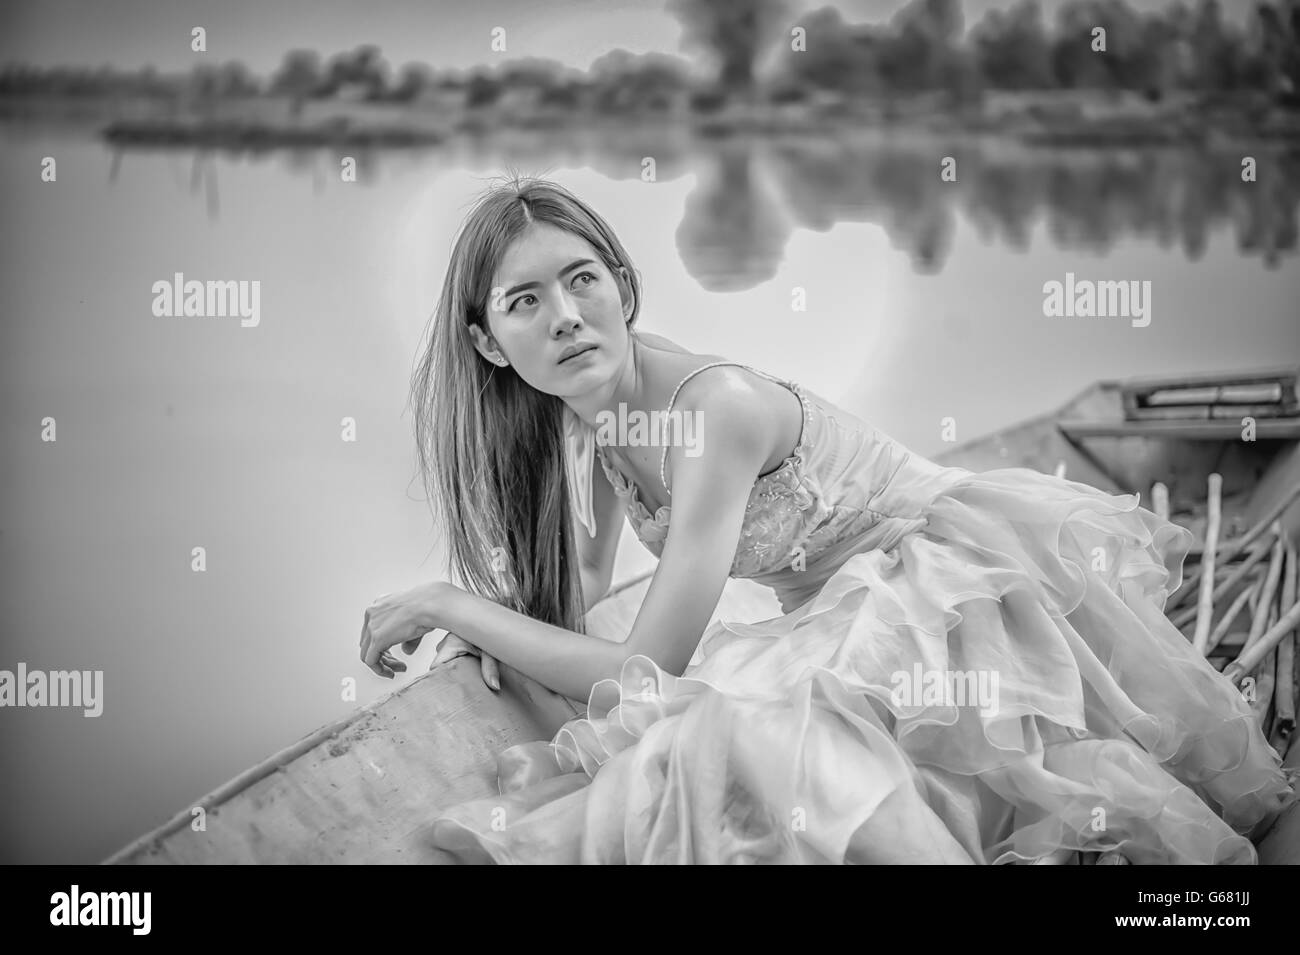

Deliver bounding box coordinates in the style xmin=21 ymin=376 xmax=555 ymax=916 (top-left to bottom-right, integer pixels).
xmin=104 ymin=659 xmax=580 ymax=864
xmin=104 ymin=576 xmax=779 ymax=864
xmin=1059 ymin=419 xmax=1300 ymax=440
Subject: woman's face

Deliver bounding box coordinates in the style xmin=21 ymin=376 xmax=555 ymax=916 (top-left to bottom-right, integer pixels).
xmin=473 ymin=222 xmax=633 ymax=398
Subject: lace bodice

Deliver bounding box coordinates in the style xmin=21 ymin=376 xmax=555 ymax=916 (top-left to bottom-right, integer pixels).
xmin=567 ymin=362 xmax=975 ymax=613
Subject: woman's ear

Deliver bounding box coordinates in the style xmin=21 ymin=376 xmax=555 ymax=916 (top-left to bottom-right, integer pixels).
xmin=616 ymin=266 xmax=636 ymax=319
xmin=467 ymin=323 xmax=508 ymax=366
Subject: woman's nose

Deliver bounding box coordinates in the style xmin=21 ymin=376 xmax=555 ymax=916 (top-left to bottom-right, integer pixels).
xmin=549 ymin=291 xmax=583 ymax=333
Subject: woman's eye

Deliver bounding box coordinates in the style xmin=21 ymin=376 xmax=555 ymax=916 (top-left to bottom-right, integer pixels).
xmin=507 ymin=276 xmax=592 ymax=313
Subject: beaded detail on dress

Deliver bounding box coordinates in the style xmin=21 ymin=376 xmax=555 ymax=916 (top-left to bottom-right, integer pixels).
xmin=592 ymin=362 xmax=945 ymax=590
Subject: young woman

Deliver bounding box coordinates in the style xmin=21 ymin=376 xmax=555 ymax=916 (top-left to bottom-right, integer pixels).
xmin=360 ymin=175 xmax=1296 ymax=864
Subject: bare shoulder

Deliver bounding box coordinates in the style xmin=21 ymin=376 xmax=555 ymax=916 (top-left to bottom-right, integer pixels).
xmin=669 ymin=366 xmax=786 ymax=462
xmin=675 ymin=363 xmax=787 ymax=412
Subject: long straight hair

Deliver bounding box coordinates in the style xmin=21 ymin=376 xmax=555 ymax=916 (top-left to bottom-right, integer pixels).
xmin=408 ymin=175 xmax=643 ymax=636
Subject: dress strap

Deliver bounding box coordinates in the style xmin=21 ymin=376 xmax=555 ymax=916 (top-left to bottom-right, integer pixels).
xmin=659 ymin=361 xmax=785 ymax=497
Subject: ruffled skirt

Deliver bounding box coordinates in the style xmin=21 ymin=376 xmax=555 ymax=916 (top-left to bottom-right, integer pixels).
xmin=428 ymin=468 xmax=1298 ymax=864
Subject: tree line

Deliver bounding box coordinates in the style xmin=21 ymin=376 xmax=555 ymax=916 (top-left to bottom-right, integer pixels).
xmin=2 ymin=0 xmax=1296 ymax=106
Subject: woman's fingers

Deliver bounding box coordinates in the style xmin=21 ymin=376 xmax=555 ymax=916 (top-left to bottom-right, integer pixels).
xmin=368 ymin=648 xmax=395 ymax=679
xmin=400 ymin=635 xmax=423 ymax=655
xmin=431 ymin=633 xmax=474 ymax=668
xmin=360 ymin=610 xmax=383 ymax=677
xmin=481 ymin=653 xmax=500 ymax=691
xmin=360 ymin=594 xmax=391 ymax=649
xmin=360 ymin=596 xmax=432 ymax=679
xmin=362 ymin=623 xmax=404 ymax=679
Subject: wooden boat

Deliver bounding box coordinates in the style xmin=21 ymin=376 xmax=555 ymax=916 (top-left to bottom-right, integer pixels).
xmin=104 ymin=366 xmax=1300 ymax=865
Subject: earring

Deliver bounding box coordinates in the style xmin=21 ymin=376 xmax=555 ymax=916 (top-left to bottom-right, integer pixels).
xmin=496 ymin=357 xmax=508 ymax=366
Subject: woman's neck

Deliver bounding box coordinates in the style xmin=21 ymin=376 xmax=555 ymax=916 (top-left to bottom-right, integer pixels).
xmin=565 ymin=335 xmax=704 ymax=431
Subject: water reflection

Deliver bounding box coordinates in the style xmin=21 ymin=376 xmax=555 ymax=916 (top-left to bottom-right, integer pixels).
xmin=98 ymin=131 xmax=1300 ymax=287
xmin=677 ymin=145 xmax=790 ymax=291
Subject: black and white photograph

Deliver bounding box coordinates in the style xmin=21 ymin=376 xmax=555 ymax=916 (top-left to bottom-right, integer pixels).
xmin=2 ymin=0 xmax=1299 ymax=893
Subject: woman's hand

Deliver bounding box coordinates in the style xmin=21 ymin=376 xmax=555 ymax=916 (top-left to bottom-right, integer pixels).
xmin=430 ymin=632 xmax=500 ymax=691
xmin=359 ymin=582 xmax=500 ymax=690
xmin=360 ymin=581 xmax=448 ymax=680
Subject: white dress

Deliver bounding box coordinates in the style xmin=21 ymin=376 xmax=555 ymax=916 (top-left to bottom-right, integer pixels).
xmin=428 ymin=362 xmax=1298 ymax=863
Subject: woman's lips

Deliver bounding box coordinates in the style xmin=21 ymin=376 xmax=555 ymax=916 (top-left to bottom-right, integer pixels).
xmin=559 ymin=345 xmax=597 ymax=364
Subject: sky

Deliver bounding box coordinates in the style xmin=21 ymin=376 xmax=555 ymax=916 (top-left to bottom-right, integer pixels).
xmin=0 ymin=0 xmax=1232 ymax=75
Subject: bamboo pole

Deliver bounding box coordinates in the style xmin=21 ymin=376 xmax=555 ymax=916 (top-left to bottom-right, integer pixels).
xmin=1220 ymin=481 xmax=1300 ymax=564
xmin=1205 ymin=574 xmax=1264 ymax=654
xmin=1173 ymin=481 xmax=1300 ymax=608
xmin=1212 ymin=531 xmax=1276 ymax=584
xmin=1152 ymin=482 xmax=1169 ymax=522
xmin=1224 ymin=600 xmax=1300 ymax=686
xmin=1191 ymin=474 xmax=1223 ymax=655
xmin=1208 ymin=632 xmax=1249 ymax=658
xmin=1242 ymin=527 xmax=1286 ymax=654
xmin=1171 ymin=535 xmax=1275 ymax=629
xmin=1274 ymin=542 xmax=1297 ymax=740
xmin=1250 ymin=604 xmax=1278 ymax=728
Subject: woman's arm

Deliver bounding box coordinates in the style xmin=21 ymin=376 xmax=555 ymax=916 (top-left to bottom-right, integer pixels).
xmin=426 ymin=379 xmax=771 ymax=701
xmin=621 ymin=381 xmax=769 ymax=675
xmin=432 ymin=587 xmax=628 ymax=703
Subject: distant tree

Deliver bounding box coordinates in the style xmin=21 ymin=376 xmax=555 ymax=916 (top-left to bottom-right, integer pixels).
xmin=1138 ymin=3 xmax=1197 ymax=96
xmin=215 ymin=60 xmax=258 ymax=97
xmin=390 ymin=62 xmax=434 ymax=102
xmin=1247 ymin=0 xmax=1300 ymax=97
xmin=589 ymin=50 xmax=693 ymax=112
xmin=322 ymin=45 xmax=391 ymax=99
xmin=1187 ymin=0 xmax=1241 ymax=90
xmin=1051 ymin=0 xmax=1197 ymax=93
xmin=1285 ymin=0 xmax=1300 ymax=95
xmin=498 ymin=57 xmax=571 ymax=89
xmin=771 ymin=7 xmax=883 ymax=94
xmin=539 ymin=82 xmax=580 ymax=109
xmin=969 ymin=0 xmax=1055 ymax=89
xmin=132 ymin=65 xmax=169 ymax=98
xmin=666 ymin=0 xmax=792 ymax=93
xmin=465 ymin=70 xmax=502 ymax=108
xmin=187 ymin=64 xmax=223 ymax=103
xmin=271 ymin=49 xmax=324 ymax=116
xmin=688 ymin=87 xmax=729 ymax=112
xmin=890 ymin=0 xmax=964 ymax=43
xmin=875 ymin=0 xmax=966 ymax=91
xmin=1051 ymin=0 xmax=1124 ymax=88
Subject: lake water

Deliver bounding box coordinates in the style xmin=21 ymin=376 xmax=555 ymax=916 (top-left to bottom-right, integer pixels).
xmin=1 ymin=126 xmax=1297 ymax=862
